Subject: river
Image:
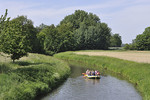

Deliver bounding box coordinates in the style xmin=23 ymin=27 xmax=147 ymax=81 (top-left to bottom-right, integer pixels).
xmin=39 ymin=63 xmax=142 ymax=100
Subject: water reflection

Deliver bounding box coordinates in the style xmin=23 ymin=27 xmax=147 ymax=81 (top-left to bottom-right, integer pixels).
xmin=84 ymin=78 xmax=100 ymax=85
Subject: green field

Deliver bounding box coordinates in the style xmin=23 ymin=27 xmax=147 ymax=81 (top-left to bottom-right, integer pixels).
xmin=54 ymin=51 xmax=150 ymax=100
xmin=75 ymin=50 xmax=150 ymax=63
xmin=0 ymin=53 xmax=70 ymax=100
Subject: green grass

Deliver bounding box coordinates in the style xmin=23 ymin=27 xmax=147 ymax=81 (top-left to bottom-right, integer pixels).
xmin=0 ymin=53 xmax=70 ymax=100
xmin=54 ymin=51 xmax=150 ymax=100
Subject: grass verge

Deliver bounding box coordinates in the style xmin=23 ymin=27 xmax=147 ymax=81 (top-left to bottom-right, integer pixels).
xmin=54 ymin=51 xmax=150 ymax=100
xmin=0 ymin=53 xmax=70 ymax=100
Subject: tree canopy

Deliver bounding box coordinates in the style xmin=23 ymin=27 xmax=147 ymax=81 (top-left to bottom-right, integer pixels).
xmin=124 ymin=27 xmax=150 ymax=50
xmin=110 ymin=34 xmax=122 ymax=47
xmin=0 ymin=15 xmax=31 ymax=62
xmin=0 ymin=9 xmax=123 ymax=59
xmin=36 ymin=10 xmax=112 ymax=55
xmin=135 ymin=27 xmax=150 ymax=50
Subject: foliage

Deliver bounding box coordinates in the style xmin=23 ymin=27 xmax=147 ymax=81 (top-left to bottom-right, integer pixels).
xmin=35 ymin=23 xmax=49 ymax=53
xmin=0 ymin=9 xmax=10 ymax=34
xmin=135 ymin=27 xmax=150 ymax=50
xmin=110 ymin=33 xmax=122 ymax=47
xmin=61 ymin=10 xmax=111 ymax=50
xmin=0 ymin=16 xmax=31 ymax=62
xmin=12 ymin=16 xmax=40 ymax=53
xmin=54 ymin=51 xmax=150 ymax=100
xmin=36 ymin=23 xmax=48 ymax=33
xmin=0 ymin=9 xmax=10 ymax=52
xmin=0 ymin=14 xmax=42 ymax=61
xmin=1 ymin=10 xmax=118 ymax=56
xmin=123 ymin=43 xmax=136 ymax=50
xmin=125 ymin=27 xmax=150 ymax=50
xmin=74 ymin=22 xmax=111 ymax=50
xmin=38 ymin=24 xmax=73 ymax=55
xmin=60 ymin=10 xmax=100 ymax=30
xmin=38 ymin=10 xmax=112 ymax=55
xmin=0 ymin=53 xmax=70 ymax=100
xmin=56 ymin=23 xmax=75 ymax=52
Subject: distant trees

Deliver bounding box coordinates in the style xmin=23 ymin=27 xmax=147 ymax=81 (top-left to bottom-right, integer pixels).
xmin=110 ymin=34 xmax=122 ymax=47
xmin=124 ymin=27 xmax=150 ymax=50
xmin=135 ymin=27 xmax=150 ymax=50
xmin=60 ymin=10 xmax=111 ymax=50
xmin=0 ymin=9 xmax=123 ymax=60
xmin=36 ymin=10 xmax=112 ymax=55
xmin=3 ymin=9 xmax=150 ymax=58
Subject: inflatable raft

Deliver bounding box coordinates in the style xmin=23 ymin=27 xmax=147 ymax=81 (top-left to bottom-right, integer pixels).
xmin=82 ymin=73 xmax=100 ymax=79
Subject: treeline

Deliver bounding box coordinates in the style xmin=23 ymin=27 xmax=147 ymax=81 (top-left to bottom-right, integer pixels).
xmin=124 ymin=27 xmax=150 ymax=50
xmin=0 ymin=9 xmax=122 ymax=61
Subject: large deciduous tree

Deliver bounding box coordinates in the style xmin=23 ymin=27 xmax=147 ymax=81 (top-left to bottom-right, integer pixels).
xmin=61 ymin=10 xmax=111 ymax=50
xmin=37 ymin=10 xmax=112 ymax=55
xmin=0 ymin=16 xmax=31 ymax=62
xmin=38 ymin=23 xmax=75 ymax=55
xmin=13 ymin=16 xmax=39 ymax=53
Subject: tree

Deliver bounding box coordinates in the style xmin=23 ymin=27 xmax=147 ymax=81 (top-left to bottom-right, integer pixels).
xmin=0 ymin=9 xmax=10 ymax=34
xmin=73 ymin=22 xmax=87 ymax=50
xmin=110 ymin=34 xmax=122 ymax=47
xmin=123 ymin=43 xmax=136 ymax=50
xmin=42 ymin=23 xmax=75 ymax=55
xmin=36 ymin=23 xmax=48 ymax=33
xmin=37 ymin=10 xmax=112 ymax=55
xmin=13 ymin=16 xmax=39 ymax=53
xmin=74 ymin=22 xmax=111 ymax=50
xmin=60 ymin=10 xmax=100 ymax=31
xmin=57 ymin=23 xmax=75 ymax=52
xmin=43 ymin=24 xmax=59 ymax=55
xmin=0 ymin=16 xmax=31 ymax=62
xmin=60 ymin=10 xmax=111 ymax=50
xmin=134 ymin=27 xmax=150 ymax=50
xmin=0 ymin=9 xmax=10 ymax=52
xmin=124 ymin=44 xmax=130 ymax=50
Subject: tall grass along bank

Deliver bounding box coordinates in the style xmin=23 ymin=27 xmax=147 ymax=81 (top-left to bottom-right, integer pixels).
xmin=0 ymin=53 xmax=70 ymax=100
xmin=54 ymin=51 xmax=150 ymax=100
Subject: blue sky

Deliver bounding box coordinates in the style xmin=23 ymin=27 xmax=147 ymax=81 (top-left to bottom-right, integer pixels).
xmin=0 ymin=0 xmax=150 ymax=43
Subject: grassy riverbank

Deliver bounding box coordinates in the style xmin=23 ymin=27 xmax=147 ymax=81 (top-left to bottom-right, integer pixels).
xmin=0 ymin=53 xmax=70 ymax=100
xmin=54 ymin=51 xmax=150 ymax=100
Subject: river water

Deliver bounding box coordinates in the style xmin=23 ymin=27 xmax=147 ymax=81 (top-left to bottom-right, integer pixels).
xmin=40 ymin=63 xmax=142 ymax=100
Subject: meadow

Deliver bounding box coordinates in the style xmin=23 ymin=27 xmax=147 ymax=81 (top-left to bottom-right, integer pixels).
xmin=0 ymin=53 xmax=70 ymax=100
xmin=76 ymin=50 xmax=150 ymax=63
xmin=54 ymin=51 xmax=150 ymax=100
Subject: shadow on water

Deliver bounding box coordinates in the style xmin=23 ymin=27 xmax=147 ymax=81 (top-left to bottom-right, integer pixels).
xmin=38 ymin=61 xmax=142 ymax=100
